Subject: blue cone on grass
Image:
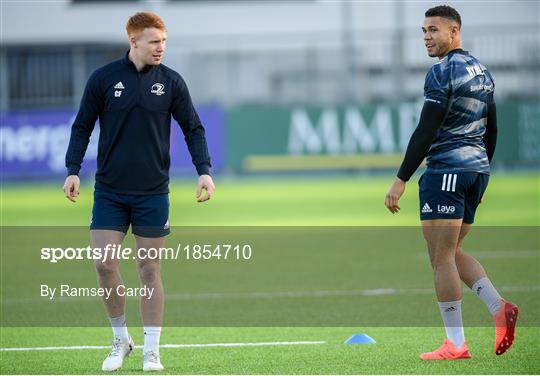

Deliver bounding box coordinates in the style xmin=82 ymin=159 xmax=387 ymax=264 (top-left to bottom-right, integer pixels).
xmin=345 ymin=333 xmax=376 ymax=344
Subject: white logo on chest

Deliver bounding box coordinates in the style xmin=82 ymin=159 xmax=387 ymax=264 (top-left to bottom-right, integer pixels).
xmin=151 ymin=83 xmax=165 ymax=96
xmin=114 ymin=81 xmax=124 ymax=97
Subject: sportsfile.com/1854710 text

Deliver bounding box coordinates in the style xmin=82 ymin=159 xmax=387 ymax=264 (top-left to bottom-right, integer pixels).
xmin=40 ymin=243 xmax=253 ymax=263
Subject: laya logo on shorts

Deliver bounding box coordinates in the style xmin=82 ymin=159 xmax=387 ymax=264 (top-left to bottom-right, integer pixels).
xmin=437 ymin=205 xmax=456 ymax=214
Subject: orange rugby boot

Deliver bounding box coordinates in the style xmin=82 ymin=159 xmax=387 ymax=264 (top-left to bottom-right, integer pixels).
xmin=493 ymin=299 xmax=519 ymax=355
xmin=420 ymin=339 xmax=471 ymax=360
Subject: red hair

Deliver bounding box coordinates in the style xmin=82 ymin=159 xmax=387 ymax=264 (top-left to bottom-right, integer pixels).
xmin=126 ymin=12 xmax=166 ymax=37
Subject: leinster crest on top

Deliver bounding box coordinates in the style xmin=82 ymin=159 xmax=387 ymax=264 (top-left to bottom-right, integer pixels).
xmin=151 ymin=83 xmax=165 ymax=96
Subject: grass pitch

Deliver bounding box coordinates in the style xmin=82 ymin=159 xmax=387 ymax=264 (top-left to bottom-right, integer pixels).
xmin=1 ymin=173 xmax=539 ymax=226
xmin=2 ymin=327 xmax=539 ymax=374
xmin=1 ymin=173 xmax=539 ymax=374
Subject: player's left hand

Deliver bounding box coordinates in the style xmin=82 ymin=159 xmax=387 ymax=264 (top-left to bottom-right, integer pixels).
xmin=63 ymin=175 xmax=81 ymax=203
xmin=385 ymin=177 xmax=406 ymax=214
xmin=196 ymin=174 xmax=215 ymax=203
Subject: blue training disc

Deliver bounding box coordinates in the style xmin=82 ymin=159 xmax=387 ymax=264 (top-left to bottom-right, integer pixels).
xmin=344 ymin=333 xmax=376 ymax=344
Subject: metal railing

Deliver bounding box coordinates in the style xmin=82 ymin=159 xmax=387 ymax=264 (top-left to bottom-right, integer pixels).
xmin=0 ymin=45 xmax=126 ymax=110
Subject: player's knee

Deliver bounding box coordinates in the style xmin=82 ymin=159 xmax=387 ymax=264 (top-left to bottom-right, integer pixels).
xmin=95 ymin=261 xmax=119 ymax=277
xmin=137 ymin=261 xmax=160 ymax=283
xmin=428 ymin=248 xmax=455 ymax=269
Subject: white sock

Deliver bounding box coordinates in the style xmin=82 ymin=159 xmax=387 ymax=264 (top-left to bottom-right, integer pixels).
xmin=109 ymin=314 xmax=130 ymax=342
xmin=471 ymin=277 xmax=502 ymax=315
xmin=438 ymin=300 xmax=465 ymax=348
xmin=143 ymin=326 xmax=161 ymax=355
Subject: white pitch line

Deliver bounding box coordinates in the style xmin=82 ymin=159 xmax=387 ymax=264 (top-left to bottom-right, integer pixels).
xmin=0 ymin=341 xmax=326 ymax=352
xmin=4 ymin=285 xmax=540 ymax=305
xmin=416 ymin=250 xmax=540 ymax=260
xmin=164 ymin=285 xmax=540 ymax=300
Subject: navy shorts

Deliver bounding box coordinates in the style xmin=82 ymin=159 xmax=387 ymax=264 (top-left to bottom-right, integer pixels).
xmin=90 ymin=189 xmax=170 ymax=238
xmin=419 ymin=172 xmax=489 ymax=224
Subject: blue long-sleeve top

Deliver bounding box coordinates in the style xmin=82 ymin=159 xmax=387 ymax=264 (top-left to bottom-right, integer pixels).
xmin=65 ymin=52 xmax=211 ymax=195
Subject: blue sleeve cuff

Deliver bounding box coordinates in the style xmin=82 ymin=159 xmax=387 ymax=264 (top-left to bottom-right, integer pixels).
xmin=196 ymin=164 xmax=211 ymax=176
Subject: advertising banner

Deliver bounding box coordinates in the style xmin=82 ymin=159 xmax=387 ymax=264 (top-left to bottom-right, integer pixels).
xmin=227 ymin=102 xmax=539 ymax=172
xmin=0 ymin=106 xmax=224 ymax=179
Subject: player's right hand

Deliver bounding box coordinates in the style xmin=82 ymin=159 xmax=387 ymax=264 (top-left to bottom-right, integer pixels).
xmin=63 ymin=175 xmax=80 ymax=203
xmin=196 ymin=174 xmax=215 ymax=203
xmin=385 ymin=177 xmax=406 ymax=214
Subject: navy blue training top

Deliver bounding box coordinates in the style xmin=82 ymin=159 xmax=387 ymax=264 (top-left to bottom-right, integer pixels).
xmin=65 ymin=52 xmax=211 ymax=195
xmin=423 ymin=49 xmax=495 ymax=174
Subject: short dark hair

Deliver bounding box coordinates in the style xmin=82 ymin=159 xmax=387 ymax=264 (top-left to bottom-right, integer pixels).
xmin=425 ymin=5 xmax=462 ymax=29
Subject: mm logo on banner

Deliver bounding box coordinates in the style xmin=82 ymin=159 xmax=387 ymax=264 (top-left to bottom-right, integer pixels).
xmin=228 ymin=102 xmax=539 ymax=173
xmin=288 ymin=106 xmax=419 ymax=156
